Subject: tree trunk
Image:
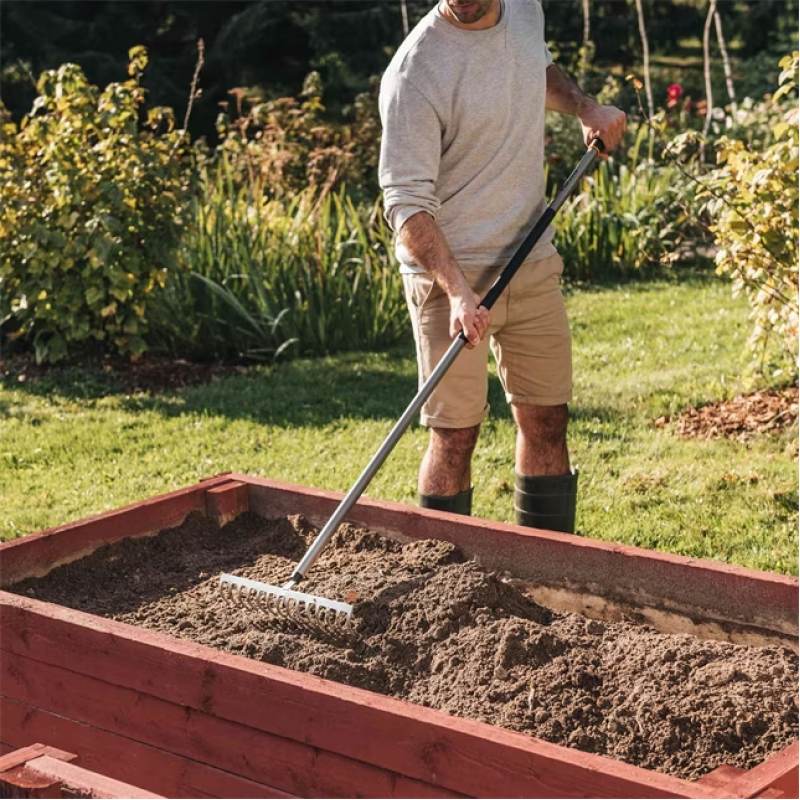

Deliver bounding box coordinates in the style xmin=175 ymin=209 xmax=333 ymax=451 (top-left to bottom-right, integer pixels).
xmin=714 ymin=7 xmax=737 ymax=116
xmin=400 ymin=0 xmax=409 ymax=38
xmin=701 ymin=0 xmax=717 ymax=158
xmin=633 ymin=0 xmax=654 ymax=121
xmin=579 ymin=0 xmax=591 ymax=89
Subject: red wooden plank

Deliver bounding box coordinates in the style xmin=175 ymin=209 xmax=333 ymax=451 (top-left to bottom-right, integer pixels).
xmin=0 ymin=698 xmax=298 ymax=799
xmin=26 ymin=755 xmax=166 ymax=799
xmin=205 ymin=482 xmax=250 ymax=526
xmin=727 ymin=742 xmax=799 ymax=799
xmin=0 ymin=476 xmax=234 ymax=587
xmin=0 ymin=746 xmax=75 ymax=773
xmin=696 ymin=764 xmax=747 ymax=794
xmin=1 ymin=650 xmax=463 ymax=799
xmin=235 ymin=474 xmax=798 ymax=643
xmin=1 ymin=598 xmax=719 ymax=799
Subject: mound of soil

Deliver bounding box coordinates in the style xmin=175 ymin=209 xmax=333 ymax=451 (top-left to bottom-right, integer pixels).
xmin=655 ymin=386 xmax=799 ymax=442
xmin=13 ymin=512 xmax=798 ymax=781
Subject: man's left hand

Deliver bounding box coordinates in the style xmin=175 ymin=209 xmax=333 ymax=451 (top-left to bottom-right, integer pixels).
xmin=579 ymin=103 xmax=627 ymax=156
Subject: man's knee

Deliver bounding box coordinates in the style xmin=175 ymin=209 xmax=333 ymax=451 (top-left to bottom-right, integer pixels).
xmin=513 ymin=403 xmax=569 ymax=444
xmin=428 ymin=424 xmax=481 ymax=462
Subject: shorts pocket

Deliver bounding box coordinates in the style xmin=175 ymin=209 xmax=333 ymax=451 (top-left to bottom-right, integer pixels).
xmin=408 ymin=274 xmax=441 ymax=309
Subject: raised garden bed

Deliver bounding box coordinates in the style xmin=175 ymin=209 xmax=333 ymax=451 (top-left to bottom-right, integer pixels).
xmin=1 ymin=474 xmax=798 ymax=798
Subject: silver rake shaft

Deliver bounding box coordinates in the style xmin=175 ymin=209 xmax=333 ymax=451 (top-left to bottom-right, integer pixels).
xmin=219 ymin=573 xmax=354 ymax=632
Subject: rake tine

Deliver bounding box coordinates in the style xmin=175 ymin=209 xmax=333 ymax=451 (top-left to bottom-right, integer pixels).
xmin=218 ymin=574 xmax=354 ymax=634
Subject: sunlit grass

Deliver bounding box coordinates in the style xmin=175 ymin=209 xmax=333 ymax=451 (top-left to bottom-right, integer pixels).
xmin=1 ymin=277 xmax=796 ymax=575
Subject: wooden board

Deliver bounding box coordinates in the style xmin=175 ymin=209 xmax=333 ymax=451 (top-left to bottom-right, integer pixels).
xmin=1 ymin=597 xmax=720 ymax=800
xmin=23 ymin=755 xmax=166 ymax=799
xmin=0 ymin=699 xmax=298 ymax=799
xmin=0 ymin=650 xmax=461 ymax=799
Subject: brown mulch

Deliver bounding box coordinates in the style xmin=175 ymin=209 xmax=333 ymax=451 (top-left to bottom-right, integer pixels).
xmin=655 ymin=387 xmax=799 ymax=442
xmin=0 ymin=354 xmax=248 ymax=395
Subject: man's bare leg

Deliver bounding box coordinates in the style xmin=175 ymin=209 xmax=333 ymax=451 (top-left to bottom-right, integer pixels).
xmin=419 ymin=425 xmax=481 ymax=496
xmin=511 ymin=403 xmax=569 ymax=476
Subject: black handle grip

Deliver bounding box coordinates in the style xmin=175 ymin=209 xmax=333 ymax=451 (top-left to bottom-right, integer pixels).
xmin=475 ymin=139 xmax=603 ymax=314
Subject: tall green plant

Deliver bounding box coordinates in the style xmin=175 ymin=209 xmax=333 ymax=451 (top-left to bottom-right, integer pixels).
xmin=147 ymin=154 xmax=407 ymax=361
xmin=0 ymin=49 xmax=190 ymax=362
xmin=553 ymin=126 xmax=702 ymax=280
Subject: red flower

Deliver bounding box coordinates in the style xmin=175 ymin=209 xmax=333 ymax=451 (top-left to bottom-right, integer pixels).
xmin=668 ymin=83 xmax=683 ymax=101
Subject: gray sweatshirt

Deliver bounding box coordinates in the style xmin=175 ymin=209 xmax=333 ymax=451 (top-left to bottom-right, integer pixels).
xmin=379 ymin=0 xmax=555 ymax=273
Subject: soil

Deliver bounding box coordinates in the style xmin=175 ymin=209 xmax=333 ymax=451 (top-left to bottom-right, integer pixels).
xmin=13 ymin=512 xmax=798 ymax=782
xmin=1 ymin=354 xmax=247 ymax=395
xmin=655 ymin=386 xmax=799 ymax=442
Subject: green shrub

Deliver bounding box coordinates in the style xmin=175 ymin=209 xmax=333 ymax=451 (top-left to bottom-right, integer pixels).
xmin=553 ymin=126 xmax=705 ymax=280
xmin=0 ymin=48 xmax=190 ymax=362
xmin=702 ymin=53 xmax=799 ymax=374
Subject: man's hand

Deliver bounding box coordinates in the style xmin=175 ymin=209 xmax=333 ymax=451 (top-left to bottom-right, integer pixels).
xmin=545 ymin=65 xmax=627 ymax=156
xmin=578 ymin=102 xmax=627 ymax=155
xmin=449 ymin=288 xmax=490 ymax=348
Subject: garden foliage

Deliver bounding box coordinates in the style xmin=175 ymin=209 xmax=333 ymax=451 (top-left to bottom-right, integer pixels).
xmin=0 ymin=48 xmax=189 ymax=362
xmin=702 ymin=53 xmax=799 ymax=372
xmin=553 ymin=125 xmax=703 ymax=280
xmin=214 ymin=71 xmax=380 ymax=202
xmin=147 ymin=155 xmax=407 ymax=362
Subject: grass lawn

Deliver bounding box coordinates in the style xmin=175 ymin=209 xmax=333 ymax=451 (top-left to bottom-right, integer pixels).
xmin=1 ymin=276 xmax=797 ymax=575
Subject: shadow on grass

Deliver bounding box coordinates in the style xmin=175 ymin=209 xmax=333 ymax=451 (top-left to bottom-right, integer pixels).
xmin=561 ymin=266 xmax=719 ymax=297
xmin=0 ymin=363 xmax=124 ymax=402
xmin=122 ymin=351 xmax=425 ymax=427
xmin=3 ymin=343 xmax=638 ymax=431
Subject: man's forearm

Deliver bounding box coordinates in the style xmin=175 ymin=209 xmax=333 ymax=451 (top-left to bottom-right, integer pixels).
xmin=545 ymin=64 xmax=627 ymax=153
xmin=545 ymin=64 xmax=597 ymax=116
xmin=398 ymin=211 xmax=471 ymax=300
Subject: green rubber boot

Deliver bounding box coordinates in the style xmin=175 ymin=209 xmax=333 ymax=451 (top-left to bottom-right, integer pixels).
xmin=514 ymin=469 xmax=578 ymax=533
xmin=419 ymin=486 xmax=473 ymax=516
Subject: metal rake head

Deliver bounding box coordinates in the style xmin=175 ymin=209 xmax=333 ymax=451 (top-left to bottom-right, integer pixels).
xmin=219 ymin=573 xmax=354 ymax=632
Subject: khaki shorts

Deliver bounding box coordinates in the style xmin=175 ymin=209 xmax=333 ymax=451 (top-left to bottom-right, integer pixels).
xmin=403 ymin=252 xmax=572 ymax=429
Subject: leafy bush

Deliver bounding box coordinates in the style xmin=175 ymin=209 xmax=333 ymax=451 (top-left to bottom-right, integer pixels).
xmin=147 ymin=155 xmax=407 ymax=361
xmin=0 ymin=48 xmax=189 ymax=362
xmin=702 ymin=53 xmax=799 ymax=374
xmin=213 ymin=71 xmax=381 ymax=203
xmin=553 ymin=126 xmax=706 ymax=280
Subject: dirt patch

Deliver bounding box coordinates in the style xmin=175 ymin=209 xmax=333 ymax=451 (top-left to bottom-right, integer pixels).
xmin=13 ymin=512 xmax=798 ymax=781
xmin=1 ymin=354 xmax=247 ymax=395
xmin=655 ymin=386 xmax=799 ymax=442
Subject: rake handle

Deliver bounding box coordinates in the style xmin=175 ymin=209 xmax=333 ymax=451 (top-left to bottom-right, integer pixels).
xmin=287 ymin=139 xmax=604 ymax=586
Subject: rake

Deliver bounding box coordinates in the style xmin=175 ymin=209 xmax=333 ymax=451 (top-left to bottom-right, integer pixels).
xmin=219 ymin=140 xmax=605 ymax=631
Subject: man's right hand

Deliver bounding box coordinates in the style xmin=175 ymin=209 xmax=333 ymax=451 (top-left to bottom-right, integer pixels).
xmin=449 ymin=288 xmax=491 ymax=348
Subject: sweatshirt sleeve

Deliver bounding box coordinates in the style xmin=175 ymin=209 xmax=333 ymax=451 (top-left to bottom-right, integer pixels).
xmin=378 ymin=75 xmax=442 ymax=233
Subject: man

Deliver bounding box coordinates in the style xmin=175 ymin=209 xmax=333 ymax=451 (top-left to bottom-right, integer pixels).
xmin=379 ymin=0 xmax=625 ymax=532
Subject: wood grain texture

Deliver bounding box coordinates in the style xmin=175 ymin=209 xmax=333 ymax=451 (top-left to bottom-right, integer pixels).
xmin=25 ymin=755 xmax=165 ymax=799
xmin=1 ymin=598 xmax=719 ymax=799
xmin=0 ymin=698 xmax=298 ymax=799
xmin=1 ymin=651 xmax=462 ymax=799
